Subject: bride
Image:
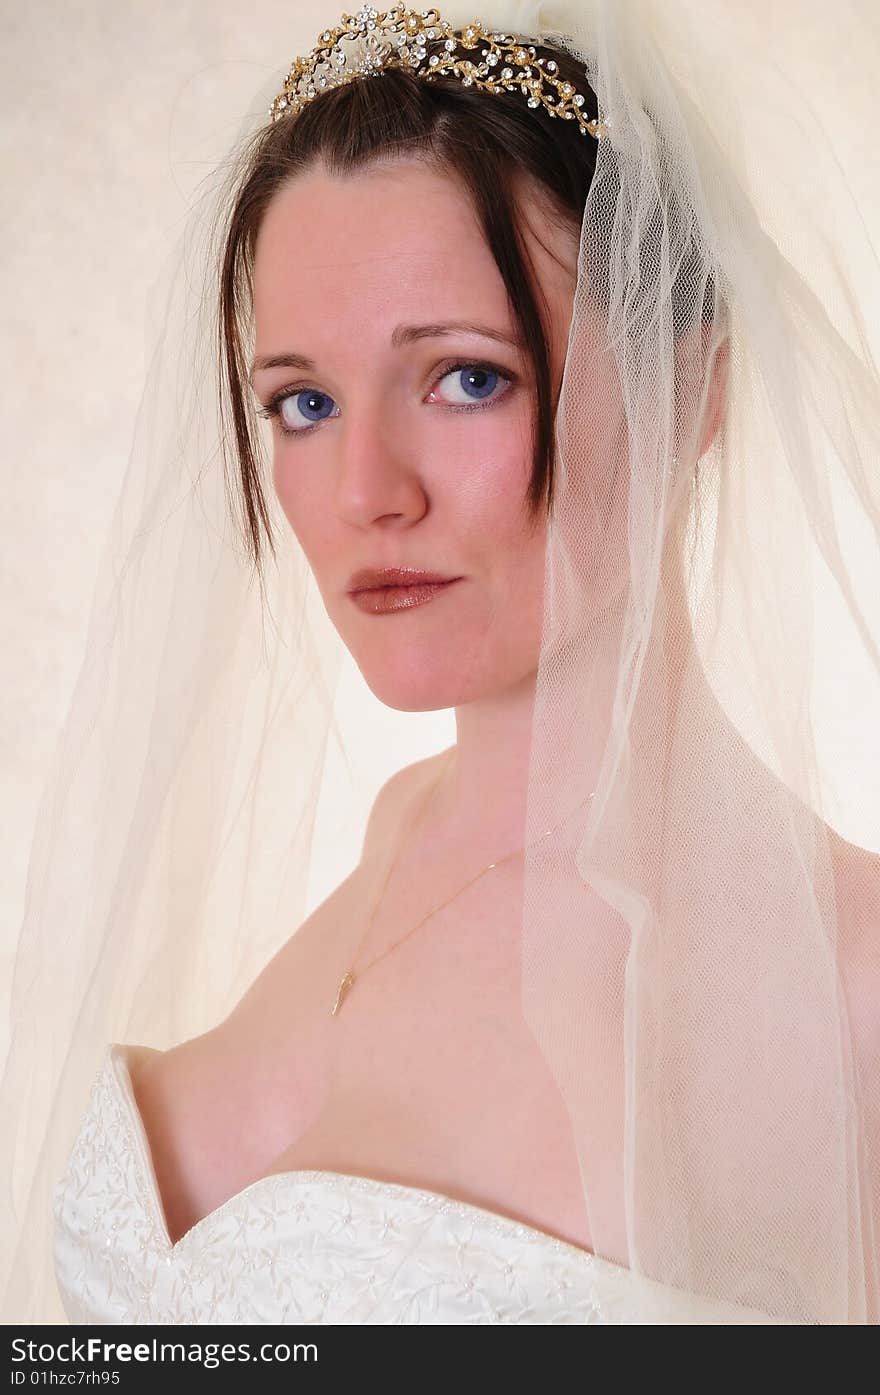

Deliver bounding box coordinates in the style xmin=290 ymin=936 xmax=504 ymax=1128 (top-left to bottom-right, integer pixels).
xmin=127 ymin=146 xmax=627 ymax=1258
xmin=6 ymin=0 xmax=880 ymax=1324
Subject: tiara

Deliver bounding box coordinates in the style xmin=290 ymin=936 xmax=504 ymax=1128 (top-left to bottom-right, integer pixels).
xmin=269 ymin=5 xmax=608 ymax=140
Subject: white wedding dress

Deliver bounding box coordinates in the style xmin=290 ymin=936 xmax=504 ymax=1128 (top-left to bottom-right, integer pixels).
xmin=52 ymin=1044 xmax=777 ymax=1324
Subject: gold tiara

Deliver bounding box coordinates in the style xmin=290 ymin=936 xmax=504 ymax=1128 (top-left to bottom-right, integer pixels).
xmin=269 ymin=5 xmax=608 ymax=140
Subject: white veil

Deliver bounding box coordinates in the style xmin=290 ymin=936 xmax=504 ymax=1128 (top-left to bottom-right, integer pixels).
xmin=3 ymin=0 xmax=879 ymax=1324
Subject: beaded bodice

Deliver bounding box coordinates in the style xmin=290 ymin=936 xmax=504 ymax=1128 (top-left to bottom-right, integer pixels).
xmin=52 ymin=1044 xmax=776 ymax=1324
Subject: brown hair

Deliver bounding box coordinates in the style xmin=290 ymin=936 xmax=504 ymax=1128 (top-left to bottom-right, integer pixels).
xmin=218 ymin=35 xmax=600 ymax=577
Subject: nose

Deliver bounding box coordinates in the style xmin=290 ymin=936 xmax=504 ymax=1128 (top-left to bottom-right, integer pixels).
xmin=332 ymin=397 xmax=428 ymax=529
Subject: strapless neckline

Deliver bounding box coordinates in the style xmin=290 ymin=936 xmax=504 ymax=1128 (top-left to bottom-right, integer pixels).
xmin=107 ymin=1041 xmax=613 ymax=1273
xmin=52 ymin=1043 xmax=784 ymax=1323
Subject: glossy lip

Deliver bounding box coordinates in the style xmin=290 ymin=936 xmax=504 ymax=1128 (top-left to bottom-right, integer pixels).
xmin=349 ymin=577 xmax=462 ymax=615
xmin=347 ymin=566 xmax=461 ymax=593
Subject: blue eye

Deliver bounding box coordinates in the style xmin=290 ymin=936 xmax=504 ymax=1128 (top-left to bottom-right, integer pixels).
xmin=438 ymin=364 xmax=503 ymax=404
xmin=258 ymin=359 xmax=515 ymax=438
xmin=292 ymin=390 xmax=337 ymax=421
xmin=256 ymin=388 xmax=338 ymax=436
xmin=282 ymin=389 xmax=336 ymax=431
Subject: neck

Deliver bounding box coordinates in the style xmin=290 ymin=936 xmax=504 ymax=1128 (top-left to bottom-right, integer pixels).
xmin=427 ymin=645 xmax=614 ymax=857
xmin=428 ymin=571 xmax=711 ymax=858
xmin=443 ymin=665 xmax=538 ymax=843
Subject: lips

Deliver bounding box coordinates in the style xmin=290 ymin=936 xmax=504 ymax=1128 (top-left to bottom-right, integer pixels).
xmin=347 ymin=566 xmax=460 ymax=593
xmin=348 ymin=574 xmax=463 ymax=615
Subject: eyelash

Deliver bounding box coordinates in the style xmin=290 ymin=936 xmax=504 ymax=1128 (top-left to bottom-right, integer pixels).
xmin=256 ymin=359 xmax=516 ymax=439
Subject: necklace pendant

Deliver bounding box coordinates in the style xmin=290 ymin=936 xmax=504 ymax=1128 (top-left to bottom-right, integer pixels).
xmin=331 ymin=970 xmax=356 ymax=1017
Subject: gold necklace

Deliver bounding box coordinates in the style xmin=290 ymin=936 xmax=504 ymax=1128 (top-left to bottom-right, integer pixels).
xmin=331 ymin=750 xmax=595 ymax=1016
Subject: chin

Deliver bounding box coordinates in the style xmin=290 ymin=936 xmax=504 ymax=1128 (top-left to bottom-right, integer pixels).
xmin=358 ymin=663 xmax=475 ymax=713
xmin=355 ymin=642 xmax=537 ymax=713
xmin=328 ymin=599 xmax=538 ymax=711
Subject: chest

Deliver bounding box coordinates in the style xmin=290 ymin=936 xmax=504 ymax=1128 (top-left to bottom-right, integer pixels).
xmin=253 ymin=873 xmax=600 ymax=1255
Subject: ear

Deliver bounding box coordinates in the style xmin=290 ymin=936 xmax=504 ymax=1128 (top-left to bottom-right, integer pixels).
xmin=674 ymin=319 xmax=731 ymax=460
xmin=698 ymin=327 xmax=730 ymax=457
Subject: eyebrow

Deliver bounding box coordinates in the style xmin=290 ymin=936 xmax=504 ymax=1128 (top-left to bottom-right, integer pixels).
xmin=248 ymin=321 xmax=522 ymax=381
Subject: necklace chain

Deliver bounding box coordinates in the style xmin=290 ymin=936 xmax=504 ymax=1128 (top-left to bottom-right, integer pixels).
xmin=330 ymin=750 xmax=595 ymax=1016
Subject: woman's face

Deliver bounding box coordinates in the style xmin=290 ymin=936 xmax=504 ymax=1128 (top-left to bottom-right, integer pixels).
xmin=251 ymin=158 xmax=578 ymax=712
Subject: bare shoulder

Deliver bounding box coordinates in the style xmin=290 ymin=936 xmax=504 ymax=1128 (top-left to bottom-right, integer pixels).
xmin=826 ymin=828 xmax=880 ymax=1249
xmin=124 ymin=746 xmax=454 ymax=1241
xmin=359 ymin=745 xmax=452 ymax=862
xmin=125 ymin=862 xmax=358 ymax=1240
xmin=827 ymin=826 xmax=880 ymax=942
xmin=226 ymin=745 xmax=453 ymax=1025
xmin=827 ymin=826 xmax=880 ymax=1058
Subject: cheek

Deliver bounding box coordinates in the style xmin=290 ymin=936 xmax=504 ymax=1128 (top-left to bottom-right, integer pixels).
xmin=444 ymin=394 xmax=535 ymax=534
xmin=459 ymin=427 xmax=546 ymax=582
xmin=485 ymin=505 xmax=548 ymax=642
xmin=272 ymin=453 xmax=333 ymax=568
xmin=458 ymin=445 xmax=548 ymax=665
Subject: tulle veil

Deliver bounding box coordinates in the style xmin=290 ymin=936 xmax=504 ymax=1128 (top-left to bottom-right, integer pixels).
xmin=3 ymin=0 xmax=880 ymax=1323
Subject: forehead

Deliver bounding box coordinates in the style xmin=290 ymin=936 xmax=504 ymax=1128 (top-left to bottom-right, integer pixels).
xmin=251 ymin=158 xmax=576 ymax=346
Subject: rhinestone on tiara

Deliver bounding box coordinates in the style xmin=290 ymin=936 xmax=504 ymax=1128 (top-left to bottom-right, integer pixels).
xmin=269 ymin=6 xmax=608 ymax=140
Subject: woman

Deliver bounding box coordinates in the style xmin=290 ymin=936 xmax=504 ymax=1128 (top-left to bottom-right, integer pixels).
xmin=5 ymin=0 xmax=880 ymax=1324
